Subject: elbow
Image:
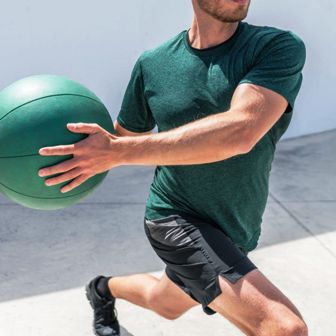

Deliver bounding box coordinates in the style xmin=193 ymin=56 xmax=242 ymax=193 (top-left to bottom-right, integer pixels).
xmin=226 ymin=114 xmax=258 ymax=155
xmin=239 ymin=139 xmax=255 ymax=154
xmin=237 ymin=142 xmax=253 ymax=155
xmin=236 ymin=130 xmax=257 ymax=155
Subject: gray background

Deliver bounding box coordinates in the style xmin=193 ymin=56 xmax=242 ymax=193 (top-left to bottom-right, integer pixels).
xmin=0 ymin=0 xmax=335 ymax=138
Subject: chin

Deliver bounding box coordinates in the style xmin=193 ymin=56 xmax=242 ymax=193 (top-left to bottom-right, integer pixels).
xmin=216 ymin=13 xmax=248 ymax=22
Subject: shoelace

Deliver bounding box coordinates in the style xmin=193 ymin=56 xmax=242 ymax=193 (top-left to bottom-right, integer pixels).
xmin=96 ymin=301 xmax=118 ymax=325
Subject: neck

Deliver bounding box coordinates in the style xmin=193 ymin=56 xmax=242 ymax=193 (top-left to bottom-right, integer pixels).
xmin=189 ymin=11 xmax=239 ymax=49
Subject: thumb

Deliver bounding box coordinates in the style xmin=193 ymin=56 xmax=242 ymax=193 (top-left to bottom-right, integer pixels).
xmin=67 ymin=123 xmax=100 ymax=134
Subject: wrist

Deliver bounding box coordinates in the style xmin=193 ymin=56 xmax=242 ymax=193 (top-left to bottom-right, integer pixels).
xmin=114 ymin=134 xmax=150 ymax=166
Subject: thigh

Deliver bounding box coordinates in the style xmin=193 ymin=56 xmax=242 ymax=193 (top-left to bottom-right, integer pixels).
xmin=150 ymin=272 xmax=199 ymax=315
xmin=208 ymin=269 xmax=305 ymax=335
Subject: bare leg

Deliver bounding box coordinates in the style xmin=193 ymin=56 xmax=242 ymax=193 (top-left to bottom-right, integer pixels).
xmin=108 ymin=273 xmax=199 ymax=320
xmin=208 ymin=269 xmax=308 ymax=336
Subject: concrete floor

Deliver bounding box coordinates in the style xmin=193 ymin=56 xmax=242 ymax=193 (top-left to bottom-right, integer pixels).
xmin=0 ymin=129 xmax=335 ymax=335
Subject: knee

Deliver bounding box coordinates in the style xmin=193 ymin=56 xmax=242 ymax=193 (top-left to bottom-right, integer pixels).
xmin=283 ymin=320 xmax=308 ymax=336
xmin=258 ymin=316 xmax=308 ymax=336
xmin=147 ymin=290 xmax=184 ymax=320
xmin=160 ymin=310 xmax=183 ymax=321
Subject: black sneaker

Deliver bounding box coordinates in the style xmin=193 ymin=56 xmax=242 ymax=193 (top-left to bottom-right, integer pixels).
xmin=85 ymin=276 xmax=120 ymax=336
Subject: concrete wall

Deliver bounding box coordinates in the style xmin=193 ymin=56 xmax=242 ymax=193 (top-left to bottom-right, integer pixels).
xmin=0 ymin=0 xmax=334 ymax=138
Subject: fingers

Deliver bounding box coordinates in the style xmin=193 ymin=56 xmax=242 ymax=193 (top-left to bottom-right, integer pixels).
xmin=39 ymin=144 xmax=75 ymax=156
xmin=43 ymin=167 xmax=82 ymax=186
xmin=39 ymin=161 xmax=91 ymax=193
xmin=39 ymin=123 xmax=104 ymax=156
xmin=39 ymin=158 xmax=77 ymax=177
xmin=67 ymin=123 xmax=101 ymax=134
xmin=61 ymin=174 xmax=90 ymax=193
xmin=39 ymin=123 xmax=102 ymax=156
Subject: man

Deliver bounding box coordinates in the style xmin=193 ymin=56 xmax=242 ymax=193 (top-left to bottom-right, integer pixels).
xmin=38 ymin=0 xmax=308 ymax=335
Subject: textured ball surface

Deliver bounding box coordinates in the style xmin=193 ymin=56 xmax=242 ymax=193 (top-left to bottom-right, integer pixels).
xmin=0 ymin=75 xmax=114 ymax=210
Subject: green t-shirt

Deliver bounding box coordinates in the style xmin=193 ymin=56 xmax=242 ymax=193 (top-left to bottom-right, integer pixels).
xmin=117 ymin=20 xmax=306 ymax=252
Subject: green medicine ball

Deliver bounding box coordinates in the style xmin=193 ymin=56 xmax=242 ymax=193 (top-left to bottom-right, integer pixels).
xmin=0 ymin=75 xmax=115 ymax=210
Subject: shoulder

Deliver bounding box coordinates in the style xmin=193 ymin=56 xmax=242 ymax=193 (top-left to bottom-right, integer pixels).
xmin=137 ymin=31 xmax=186 ymax=67
xmin=241 ymin=21 xmax=305 ymax=51
xmin=240 ymin=21 xmax=306 ymax=63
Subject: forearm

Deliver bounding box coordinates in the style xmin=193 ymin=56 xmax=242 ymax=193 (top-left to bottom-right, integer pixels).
xmin=116 ymin=109 xmax=253 ymax=166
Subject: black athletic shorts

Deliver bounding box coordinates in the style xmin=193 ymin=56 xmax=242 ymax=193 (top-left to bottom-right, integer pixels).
xmin=144 ymin=213 xmax=257 ymax=315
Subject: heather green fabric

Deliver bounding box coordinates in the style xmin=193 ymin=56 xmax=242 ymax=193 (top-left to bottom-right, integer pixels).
xmin=117 ymin=21 xmax=306 ymax=251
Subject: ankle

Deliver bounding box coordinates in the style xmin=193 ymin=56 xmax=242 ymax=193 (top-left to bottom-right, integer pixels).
xmin=96 ymin=276 xmax=114 ymax=300
xmin=107 ymin=277 xmax=119 ymax=298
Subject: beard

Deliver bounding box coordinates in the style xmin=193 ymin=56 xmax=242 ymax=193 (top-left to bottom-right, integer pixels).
xmin=197 ymin=0 xmax=250 ymax=23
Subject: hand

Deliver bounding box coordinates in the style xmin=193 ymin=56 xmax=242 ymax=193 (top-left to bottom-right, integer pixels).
xmin=38 ymin=123 xmax=122 ymax=193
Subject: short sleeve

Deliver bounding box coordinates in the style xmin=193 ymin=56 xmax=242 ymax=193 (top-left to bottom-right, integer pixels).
xmin=117 ymin=55 xmax=156 ymax=132
xmin=239 ymin=31 xmax=306 ymax=113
